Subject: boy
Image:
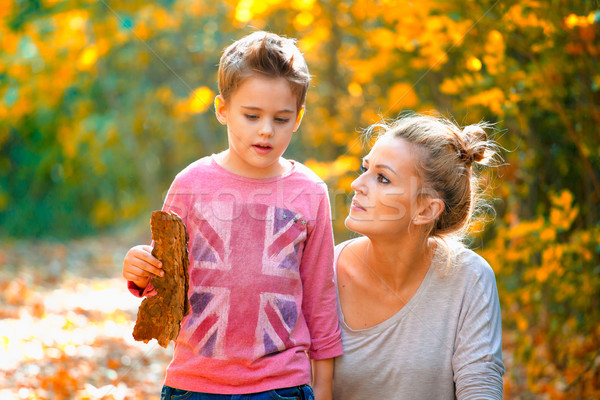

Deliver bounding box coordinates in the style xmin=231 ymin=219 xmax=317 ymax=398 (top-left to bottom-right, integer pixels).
xmin=123 ymin=31 xmax=342 ymax=400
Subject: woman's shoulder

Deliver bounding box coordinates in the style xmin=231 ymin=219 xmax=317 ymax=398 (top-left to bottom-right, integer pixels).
xmin=442 ymin=246 xmax=498 ymax=288
xmin=334 ymin=238 xmax=362 ymax=262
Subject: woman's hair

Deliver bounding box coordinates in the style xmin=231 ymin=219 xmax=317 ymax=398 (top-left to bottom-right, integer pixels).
xmin=218 ymin=31 xmax=310 ymax=111
xmin=366 ymin=112 xmax=499 ymax=244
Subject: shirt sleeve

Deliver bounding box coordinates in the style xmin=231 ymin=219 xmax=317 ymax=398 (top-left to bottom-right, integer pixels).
xmin=127 ymin=280 xmax=157 ymax=298
xmin=126 ymin=172 xmax=191 ymax=299
xmin=453 ymin=256 xmax=505 ymax=400
xmin=299 ymin=182 xmax=343 ymax=360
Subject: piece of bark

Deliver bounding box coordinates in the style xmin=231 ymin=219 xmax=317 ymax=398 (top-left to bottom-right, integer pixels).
xmin=133 ymin=211 xmax=190 ymax=347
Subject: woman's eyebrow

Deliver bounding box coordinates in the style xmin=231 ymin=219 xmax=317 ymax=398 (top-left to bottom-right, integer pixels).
xmin=375 ymin=164 xmax=398 ymax=175
xmin=362 ymin=158 xmax=397 ymax=175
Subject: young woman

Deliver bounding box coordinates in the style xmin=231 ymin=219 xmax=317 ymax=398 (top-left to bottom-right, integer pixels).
xmin=332 ymin=114 xmax=505 ymax=399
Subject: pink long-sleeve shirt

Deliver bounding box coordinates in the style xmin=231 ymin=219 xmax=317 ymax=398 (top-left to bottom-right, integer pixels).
xmin=129 ymin=155 xmax=342 ymax=394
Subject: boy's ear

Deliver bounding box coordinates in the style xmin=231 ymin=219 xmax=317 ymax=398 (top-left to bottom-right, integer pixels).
xmin=293 ymin=105 xmax=305 ymax=132
xmin=413 ymin=197 xmax=445 ymax=226
xmin=214 ymin=95 xmax=227 ymax=125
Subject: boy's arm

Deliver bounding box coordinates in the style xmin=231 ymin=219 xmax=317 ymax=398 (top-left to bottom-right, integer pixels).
xmin=123 ymin=244 xmax=162 ymax=296
xmin=299 ymin=182 xmax=343 ymax=358
xmin=312 ymin=358 xmax=334 ymax=400
xmin=125 ymin=170 xmax=191 ymax=297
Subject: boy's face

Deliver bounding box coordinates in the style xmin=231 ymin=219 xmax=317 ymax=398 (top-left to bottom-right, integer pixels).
xmin=215 ymin=75 xmax=304 ymax=179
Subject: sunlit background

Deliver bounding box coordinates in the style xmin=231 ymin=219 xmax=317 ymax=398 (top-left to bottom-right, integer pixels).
xmin=1 ymin=0 xmax=599 ymax=398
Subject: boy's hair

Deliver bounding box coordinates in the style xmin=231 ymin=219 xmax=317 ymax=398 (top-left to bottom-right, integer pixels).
xmin=218 ymin=31 xmax=310 ymax=111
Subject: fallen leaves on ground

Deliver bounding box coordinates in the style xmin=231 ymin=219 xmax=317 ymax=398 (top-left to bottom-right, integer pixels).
xmin=0 ymin=232 xmax=173 ymax=399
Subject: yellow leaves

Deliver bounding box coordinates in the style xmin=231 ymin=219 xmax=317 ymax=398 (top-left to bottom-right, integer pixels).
xmin=488 ymin=30 xmax=504 ymax=47
xmin=337 ymin=175 xmax=355 ymax=191
xmin=348 ymin=82 xmax=363 ymax=98
xmin=189 ymin=87 xmax=214 ymax=113
xmin=235 ymin=0 xmax=254 ymax=22
xmin=293 ymin=11 xmax=314 ymax=30
xmin=371 ymin=28 xmax=396 ymax=51
xmin=0 ymin=25 xmax=20 ymax=55
xmin=299 ymin=25 xmax=329 ymax=53
xmin=439 ymin=78 xmax=460 ymax=95
xmin=483 ymin=30 xmax=505 ymax=76
xmin=549 ymin=190 xmax=578 ymax=231
xmin=235 ymin=0 xmax=286 ymax=23
xmin=77 ymin=46 xmax=98 ymax=70
xmin=565 ymin=13 xmax=596 ymax=29
xmin=388 ymin=82 xmax=418 ymax=111
xmin=539 ymin=228 xmax=556 ymax=241
xmin=178 ymin=87 xmax=214 ymax=114
xmin=552 ymin=189 xmax=573 ymax=209
xmin=53 ymin=10 xmax=89 ymax=51
xmin=291 ymin=0 xmax=316 ymax=11
xmin=57 ymin=125 xmax=77 ymax=159
xmin=466 ymin=56 xmax=482 ymax=72
xmin=304 ymin=159 xmax=329 ymax=180
xmin=507 ymin=217 xmax=544 ymax=239
xmin=305 ymin=155 xmax=360 ymax=181
xmin=464 ymin=88 xmax=505 ymax=115
xmin=516 ymin=314 xmax=528 ymax=332
xmin=92 ymin=199 xmax=113 ymax=227
xmin=155 ymin=86 xmax=174 ymax=104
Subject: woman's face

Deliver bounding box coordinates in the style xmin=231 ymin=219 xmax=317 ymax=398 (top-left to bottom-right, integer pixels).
xmin=346 ymin=135 xmax=425 ymax=237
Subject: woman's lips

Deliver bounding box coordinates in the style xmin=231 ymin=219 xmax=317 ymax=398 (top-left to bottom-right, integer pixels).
xmin=351 ymin=198 xmax=367 ymax=212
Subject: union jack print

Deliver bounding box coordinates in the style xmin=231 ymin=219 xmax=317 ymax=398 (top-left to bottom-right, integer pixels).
xmin=180 ymin=200 xmax=308 ymax=361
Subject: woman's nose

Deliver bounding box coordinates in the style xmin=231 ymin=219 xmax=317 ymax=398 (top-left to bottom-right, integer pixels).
xmin=351 ymin=174 xmax=367 ymax=194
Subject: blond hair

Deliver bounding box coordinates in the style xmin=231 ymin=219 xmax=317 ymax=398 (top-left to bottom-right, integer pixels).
xmin=218 ymin=31 xmax=310 ymax=111
xmin=367 ymin=113 xmax=499 ymax=243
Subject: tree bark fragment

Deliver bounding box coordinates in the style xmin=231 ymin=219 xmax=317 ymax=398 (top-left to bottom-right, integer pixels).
xmin=133 ymin=211 xmax=190 ymax=347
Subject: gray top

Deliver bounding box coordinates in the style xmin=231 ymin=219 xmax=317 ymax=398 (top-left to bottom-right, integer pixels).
xmin=332 ymin=239 xmax=504 ymax=400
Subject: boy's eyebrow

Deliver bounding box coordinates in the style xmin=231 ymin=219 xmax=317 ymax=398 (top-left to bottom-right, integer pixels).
xmin=362 ymin=158 xmax=397 ymax=175
xmin=241 ymin=106 xmax=295 ymax=114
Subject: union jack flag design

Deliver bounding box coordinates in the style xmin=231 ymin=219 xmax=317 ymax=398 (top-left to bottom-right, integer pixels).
xmin=179 ymin=201 xmax=308 ymax=361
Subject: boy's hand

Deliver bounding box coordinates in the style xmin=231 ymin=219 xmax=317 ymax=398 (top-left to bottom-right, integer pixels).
xmin=122 ymin=245 xmax=164 ymax=290
xmin=311 ymin=358 xmax=334 ymax=400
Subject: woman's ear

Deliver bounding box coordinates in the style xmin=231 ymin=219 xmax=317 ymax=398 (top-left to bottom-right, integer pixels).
xmin=293 ymin=105 xmax=305 ymax=132
xmin=214 ymin=95 xmax=227 ymax=125
xmin=413 ymin=197 xmax=445 ymax=226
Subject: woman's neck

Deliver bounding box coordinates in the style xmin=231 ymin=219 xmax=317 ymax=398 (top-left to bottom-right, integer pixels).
xmin=364 ymin=233 xmax=435 ymax=293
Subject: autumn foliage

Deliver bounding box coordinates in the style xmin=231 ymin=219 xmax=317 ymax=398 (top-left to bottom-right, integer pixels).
xmin=1 ymin=0 xmax=599 ymax=398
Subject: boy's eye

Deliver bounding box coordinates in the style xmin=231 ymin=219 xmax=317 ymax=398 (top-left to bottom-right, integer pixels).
xmin=245 ymin=114 xmax=258 ymax=120
xmin=275 ymin=117 xmax=290 ymax=123
xmin=377 ymin=174 xmax=390 ymax=184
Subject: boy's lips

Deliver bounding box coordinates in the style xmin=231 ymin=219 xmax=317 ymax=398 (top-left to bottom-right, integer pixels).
xmin=253 ymin=143 xmax=273 ymax=155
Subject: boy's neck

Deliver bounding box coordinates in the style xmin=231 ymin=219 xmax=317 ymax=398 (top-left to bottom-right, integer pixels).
xmin=214 ymin=151 xmax=294 ymax=179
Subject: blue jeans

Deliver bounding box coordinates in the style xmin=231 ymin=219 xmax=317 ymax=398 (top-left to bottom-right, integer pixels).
xmin=160 ymin=384 xmax=314 ymax=400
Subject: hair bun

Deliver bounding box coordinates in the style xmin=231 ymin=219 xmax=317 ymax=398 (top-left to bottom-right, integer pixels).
xmin=460 ymin=125 xmax=488 ymax=165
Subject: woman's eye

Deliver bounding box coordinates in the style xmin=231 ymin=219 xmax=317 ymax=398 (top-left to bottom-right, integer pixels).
xmin=359 ymin=165 xmax=367 ymax=173
xmin=377 ymin=174 xmax=390 ymax=184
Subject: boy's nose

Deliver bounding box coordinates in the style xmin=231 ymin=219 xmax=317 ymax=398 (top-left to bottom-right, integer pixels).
xmin=259 ymin=121 xmax=274 ymax=136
